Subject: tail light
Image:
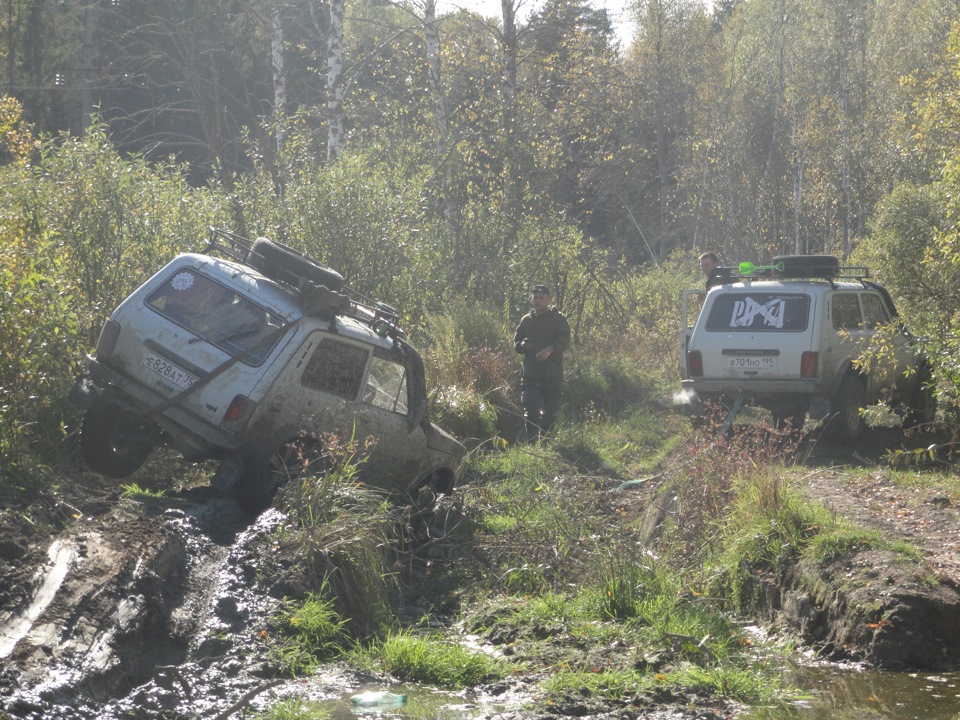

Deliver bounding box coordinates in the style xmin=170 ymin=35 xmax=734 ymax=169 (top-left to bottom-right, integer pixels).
xmin=220 ymin=394 xmax=258 ymax=433
xmin=687 ymin=351 xmax=703 ymax=377
xmin=95 ymin=319 xmax=121 ymax=361
xmin=801 ymin=351 xmax=819 ymax=378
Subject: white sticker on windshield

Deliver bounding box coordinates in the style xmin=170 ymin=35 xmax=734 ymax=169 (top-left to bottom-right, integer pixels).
xmin=729 ymin=297 xmax=785 ymax=328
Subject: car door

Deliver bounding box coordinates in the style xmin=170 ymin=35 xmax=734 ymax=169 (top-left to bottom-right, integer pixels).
xmin=354 ymin=348 xmax=433 ymax=493
xmin=830 ymin=290 xmax=907 ymax=399
xmin=263 ymin=332 xmax=370 ymax=447
xmin=859 ymin=291 xmax=914 ymax=397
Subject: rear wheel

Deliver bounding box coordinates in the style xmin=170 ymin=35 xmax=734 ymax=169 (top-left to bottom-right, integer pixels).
xmin=905 ymin=362 xmax=937 ymax=429
xmin=832 ymin=376 xmax=866 ymax=444
xmin=80 ymin=398 xmax=155 ymax=478
xmin=772 ymin=411 xmax=805 ymax=433
xmin=235 ymin=437 xmax=328 ymax=515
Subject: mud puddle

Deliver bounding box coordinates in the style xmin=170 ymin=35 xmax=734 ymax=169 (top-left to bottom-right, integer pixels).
xmin=0 ymin=490 xmax=533 ymax=720
xmin=743 ymin=663 xmax=960 ymax=720
xmin=0 ymin=490 xmax=289 ymax=719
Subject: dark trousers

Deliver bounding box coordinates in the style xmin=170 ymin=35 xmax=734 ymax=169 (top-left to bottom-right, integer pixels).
xmin=521 ymin=377 xmax=562 ymax=441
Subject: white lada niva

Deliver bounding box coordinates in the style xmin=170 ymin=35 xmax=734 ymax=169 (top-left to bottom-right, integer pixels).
xmin=679 ymin=255 xmax=935 ymax=441
xmin=71 ymin=228 xmax=465 ymax=513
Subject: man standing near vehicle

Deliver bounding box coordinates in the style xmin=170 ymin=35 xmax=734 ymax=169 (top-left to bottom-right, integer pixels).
xmin=514 ymin=284 xmax=571 ymax=442
xmin=700 ymin=251 xmax=723 ymax=289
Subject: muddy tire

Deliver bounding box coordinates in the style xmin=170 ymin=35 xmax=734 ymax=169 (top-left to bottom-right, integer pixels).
xmin=772 ymin=411 xmax=805 ymax=433
xmin=80 ymin=397 xmax=155 ymax=478
xmin=248 ymin=238 xmax=344 ymax=291
xmin=831 ymin=375 xmax=866 ymax=444
xmin=905 ymin=361 xmax=937 ymax=429
xmin=236 ymin=438 xmax=327 ymax=515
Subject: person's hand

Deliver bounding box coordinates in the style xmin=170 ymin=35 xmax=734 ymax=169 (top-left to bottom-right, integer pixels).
xmin=536 ymin=345 xmax=554 ymax=362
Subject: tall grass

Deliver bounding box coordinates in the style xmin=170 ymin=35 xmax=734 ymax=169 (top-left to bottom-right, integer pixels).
xmin=271 ymin=433 xmax=397 ymax=639
xmin=351 ymin=628 xmax=507 ymax=688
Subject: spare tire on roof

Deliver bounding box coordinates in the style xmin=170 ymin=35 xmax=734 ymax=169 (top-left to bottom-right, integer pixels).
xmin=249 ymin=238 xmax=344 ymax=291
xmin=772 ymin=255 xmax=839 ymax=279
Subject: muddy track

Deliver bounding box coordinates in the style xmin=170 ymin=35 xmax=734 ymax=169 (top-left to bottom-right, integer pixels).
xmin=1 ymin=427 xmax=957 ymax=719
xmin=0 ymin=489 xmax=289 ymax=719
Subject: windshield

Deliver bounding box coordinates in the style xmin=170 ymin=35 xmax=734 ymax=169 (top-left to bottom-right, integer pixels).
xmin=146 ymin=268 xmax=284 ymax=364
xmin=705 ymin=293 xmax=810 ymax=332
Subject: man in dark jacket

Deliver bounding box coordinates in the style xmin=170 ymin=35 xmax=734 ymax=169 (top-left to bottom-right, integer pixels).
xmin=514 ymin=285 xmax=571 ymax=441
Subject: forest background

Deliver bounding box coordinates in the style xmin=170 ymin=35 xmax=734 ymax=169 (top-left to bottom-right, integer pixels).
xmin=3 ymin=0 xmax=960 ymax=484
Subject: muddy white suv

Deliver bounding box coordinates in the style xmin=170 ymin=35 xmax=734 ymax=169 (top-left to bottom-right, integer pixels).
xmin=680 ymin=255 xmax=935 ymax=440
xmin=70 ymin=228 xmax=466 ymax=513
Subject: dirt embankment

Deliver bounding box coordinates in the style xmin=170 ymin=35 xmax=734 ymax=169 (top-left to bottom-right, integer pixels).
xmin=751 ymin=429 xmax=960 ymax=669
xmin=1 ymin=428 xmax=959 ymax=719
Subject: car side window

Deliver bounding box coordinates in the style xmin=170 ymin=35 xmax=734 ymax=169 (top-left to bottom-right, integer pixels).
xmin=860 ymin=293 xmax=888 ymax=328
xmin=363 ymin=351 xmax=409 ymax=414
xmin=300 ymin=339 xmax=368 ymax=399
xmin=832 ymin=294 xmax=863 ymax=330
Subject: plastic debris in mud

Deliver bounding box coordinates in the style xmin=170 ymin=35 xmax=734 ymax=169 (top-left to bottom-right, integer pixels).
xmin=351 ymin=690 xmax=407 ymax=709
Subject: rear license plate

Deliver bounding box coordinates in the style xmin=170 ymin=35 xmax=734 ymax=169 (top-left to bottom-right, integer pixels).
xmin=143 ymin=352 xmax=197 ymax=391
xmin=728 ymin=356 xmax=776 ymax=369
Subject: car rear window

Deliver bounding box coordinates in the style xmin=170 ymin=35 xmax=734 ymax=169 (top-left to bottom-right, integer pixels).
xmin=705 ymin=293 xmax=810 ymax=332
xmin=146 ymin=268 xmax=283 ymax=364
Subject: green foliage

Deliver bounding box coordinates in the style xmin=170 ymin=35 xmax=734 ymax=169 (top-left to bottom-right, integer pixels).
xmin=0 ymin=96 xmax=36 ymax=165
xmin=250 ymin=697 xmax=315 ymax=720
xmin=32 ymin=124 xmax=223 ymax=327
xmin=119 ymin=483 xmax=166 ymax=499
xmin=269 ymin=589 xmax=349 ymax=676
xmin=428 ymin=385 xmax=499 ymax=447
xmin=419 ymin=301 xmax=513 ymax=445
xmin=805 ymin=526 xmax=923 ymax=565
xmin=0 ymin=232 xmax=80 ymax=487
xmin=356 ymin=628 xmax=506 ymax=688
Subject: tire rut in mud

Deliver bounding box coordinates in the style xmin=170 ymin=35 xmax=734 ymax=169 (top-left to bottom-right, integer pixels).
xmin=0 ymin=490 xmax=288 ymax=719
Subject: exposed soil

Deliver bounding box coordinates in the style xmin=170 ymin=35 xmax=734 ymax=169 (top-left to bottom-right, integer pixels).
xmin=0 ymin=426 xmax=957 ymax=719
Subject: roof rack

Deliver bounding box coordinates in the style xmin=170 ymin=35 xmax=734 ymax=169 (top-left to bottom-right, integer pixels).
xmin=201 ymin=226 xmax=406 ymax=339
xmin=203 ymin=226 xmax=255 ymax=264
xmin=715 ymin=255 xmax=871 ymax=284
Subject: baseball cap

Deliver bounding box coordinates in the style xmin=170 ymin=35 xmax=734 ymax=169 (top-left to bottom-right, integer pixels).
xmin=532 ymin=284 xmax=551 ymax=295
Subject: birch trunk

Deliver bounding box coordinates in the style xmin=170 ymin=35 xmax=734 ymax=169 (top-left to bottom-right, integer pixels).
xmin=271 ymin=8 xmax=286 ymax=152
xmin=327 ymin=0 xmax=345 ymax=163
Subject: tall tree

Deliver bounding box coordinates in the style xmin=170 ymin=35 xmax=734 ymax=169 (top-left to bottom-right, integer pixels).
xmin=624 ymin=0 xmax=712 ymax=262
xmin=327 ymin=0 xmax=345 ymax=161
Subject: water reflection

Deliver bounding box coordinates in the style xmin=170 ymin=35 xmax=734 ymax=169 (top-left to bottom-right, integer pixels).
xmin=744 ymin=665 xmax=960 ymax=720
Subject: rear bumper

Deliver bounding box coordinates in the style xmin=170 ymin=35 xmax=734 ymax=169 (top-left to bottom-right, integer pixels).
xmin=73 ymin=358 xmax=242 ymax=457
xmin=680 ymin=378 xmax=831 ymax=418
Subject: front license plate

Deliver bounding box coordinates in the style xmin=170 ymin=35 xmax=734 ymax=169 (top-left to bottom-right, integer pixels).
xmin=143 ymin=352 xmax=197 ymax=391
xmin=728 ymin=356 xmax=776 ymax=369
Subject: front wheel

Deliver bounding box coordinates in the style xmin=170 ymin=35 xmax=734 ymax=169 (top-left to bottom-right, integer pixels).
xmin=80 ymin=398 xmax=155 ymax=478
xmin=831 ymin=376 xmax=866 ymax=444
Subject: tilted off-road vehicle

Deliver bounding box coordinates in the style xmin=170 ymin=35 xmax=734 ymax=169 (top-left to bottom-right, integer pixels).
xmin=70 ymin=228 xmax=466 ymax=513
xmin=679 ymin=255 xmax=936 ymax=441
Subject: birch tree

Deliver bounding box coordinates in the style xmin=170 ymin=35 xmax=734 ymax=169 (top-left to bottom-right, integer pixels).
xmin=327 ymin=0 xmax=345 ymax=162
